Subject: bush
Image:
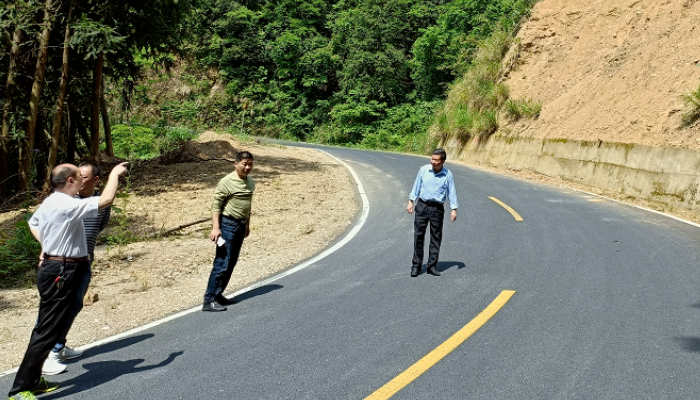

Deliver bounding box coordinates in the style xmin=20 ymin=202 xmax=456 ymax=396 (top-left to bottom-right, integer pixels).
xmin=0 ymin=214 xmax=41 ymax=284
xmin=111 ymin=124 xmax=159 ymax=159
xmin=110 ymin=124 xmax=197 ymax=159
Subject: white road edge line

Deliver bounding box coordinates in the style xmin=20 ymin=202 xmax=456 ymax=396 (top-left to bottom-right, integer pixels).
xmin=573 ymin=188 xmax=700 ymax=229
xmin=0 ymin=148 xmax=369 ymax=378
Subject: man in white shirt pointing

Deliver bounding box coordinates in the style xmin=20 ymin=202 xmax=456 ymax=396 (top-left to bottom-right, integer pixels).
xmin=7 ymin=162 xmax=128 ymax=400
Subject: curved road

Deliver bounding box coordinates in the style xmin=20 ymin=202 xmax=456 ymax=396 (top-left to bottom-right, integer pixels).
xmin=4 ymin=145 xmax=700 ymax=399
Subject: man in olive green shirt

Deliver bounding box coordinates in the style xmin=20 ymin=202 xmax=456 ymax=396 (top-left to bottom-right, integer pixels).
xmin=202 ymin=151 xmax=255 ymax=311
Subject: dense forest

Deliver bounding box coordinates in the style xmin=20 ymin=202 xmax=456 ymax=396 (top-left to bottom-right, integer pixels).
xmin=0 ymin=0 xmax=536 ymax=203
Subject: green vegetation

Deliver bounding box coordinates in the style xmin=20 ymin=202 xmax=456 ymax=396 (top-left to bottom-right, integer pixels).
xmin=131 ymin=0 xmax=538 ymax=150
xmin=0 ymin=214 xmax=41 ymax=285
xmin=504 ymin=98 xmax=542 ymax=122
xmin=680 ymin=85 xmax=700 ymax=128
xmin=0 ymin=0 xmax=539 ymax=200
xmin=431 ymin=18 xmax=540 ymax=144
xmin=108 ymin=124 xmax=197 ymax=159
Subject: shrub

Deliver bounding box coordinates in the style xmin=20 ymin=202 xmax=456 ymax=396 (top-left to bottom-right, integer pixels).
xmin=110 ymin=124 xmax=197 ymax=159
xmin=111 ymin=124 xmax=158 ymax=159
xmin=0 ymin=214 xmax=41 ymax=284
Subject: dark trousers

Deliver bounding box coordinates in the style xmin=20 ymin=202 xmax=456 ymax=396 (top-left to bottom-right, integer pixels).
xmin=53 ymin=264 xmax=92 ymax=351
xmin=9 ymin=259 xmax=88 ymax=396
xmin=412 ymin=199 xmax=445 ymax=270
xmin=204 ymin=216 xmax=246 ymax=303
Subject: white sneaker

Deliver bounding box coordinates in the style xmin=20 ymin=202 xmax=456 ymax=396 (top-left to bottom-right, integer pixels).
xmin=57 ymin=346 xmax=83 ymax=360
xmin=41 ymin=353 xmax=67 ymax=375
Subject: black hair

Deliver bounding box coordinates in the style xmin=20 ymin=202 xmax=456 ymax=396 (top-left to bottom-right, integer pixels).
xmin=78 ymin=162 xmax=100 ymax=178
xmin=51 ymin=165 xmax=77 ymax=188
xmin=433 ymin=148 xmax=447 ymax=161
xmin=236 ymin=151 xmax=254 ymax=162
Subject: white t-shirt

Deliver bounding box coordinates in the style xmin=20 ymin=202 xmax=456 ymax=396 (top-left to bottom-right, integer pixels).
xmin=29 ymin=192 xmax=99 ymax=258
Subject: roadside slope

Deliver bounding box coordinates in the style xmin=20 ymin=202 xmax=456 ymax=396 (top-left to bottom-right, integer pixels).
xmin=503 ymin=0 xmax=700 ymax=149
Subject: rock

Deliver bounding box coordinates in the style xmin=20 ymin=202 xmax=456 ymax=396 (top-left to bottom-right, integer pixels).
xmin=84 ymin=291 xmax=99 ymax=306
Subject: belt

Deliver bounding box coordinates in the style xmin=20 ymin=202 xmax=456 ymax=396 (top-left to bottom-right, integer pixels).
xmin=419 ymin=198 xmax=443 ymax=207
xmin=45 ymin=255 xmax=88 ymax=263
xmin=221 ymin=214 xmax=248 ymax=224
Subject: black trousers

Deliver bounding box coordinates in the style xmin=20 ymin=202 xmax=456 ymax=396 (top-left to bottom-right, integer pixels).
xmin=412 ymin=199 xmax=445 ymax=270
xmin=9 ymin=259 xmax=88 ymax=396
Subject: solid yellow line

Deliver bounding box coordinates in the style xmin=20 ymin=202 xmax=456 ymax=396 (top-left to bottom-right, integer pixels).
xmin=488 ymin=197 xmax=524 ymax=222
xmin=365 ymin=290 xmax=516 ymax=400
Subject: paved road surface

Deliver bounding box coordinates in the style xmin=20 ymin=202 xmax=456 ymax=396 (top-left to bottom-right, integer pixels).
xmin=4 ymin=145 xmax=700 ymax=399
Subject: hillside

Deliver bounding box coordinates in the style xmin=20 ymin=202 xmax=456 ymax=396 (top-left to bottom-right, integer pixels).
xmin=502 ymin=0 xmax=700 ymax=149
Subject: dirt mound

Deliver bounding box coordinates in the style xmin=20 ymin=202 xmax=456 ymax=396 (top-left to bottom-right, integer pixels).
xmin=157 ymin=131 xmax=241 ymax=164
xmin=503 ymin=0 xmax=700 ymax=149
xmin=158 ymin=140 xmax=238 ymax=164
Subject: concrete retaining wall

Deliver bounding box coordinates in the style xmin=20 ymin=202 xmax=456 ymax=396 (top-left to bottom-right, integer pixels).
xmin=443 ymin=135 xmax=700 ymax=213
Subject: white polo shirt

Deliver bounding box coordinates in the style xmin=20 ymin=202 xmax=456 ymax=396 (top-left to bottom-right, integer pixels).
xmin=28 ymin=192 xmax=99 ymax=258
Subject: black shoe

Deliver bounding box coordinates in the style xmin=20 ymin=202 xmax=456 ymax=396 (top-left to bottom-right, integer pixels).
xmin=215 ymin=295 xmax=237 ymax=306
xmin=427 ymin=267 xmax=441 ymax=276
xmin=202 ymin=301 xmax=227 ymax=312
xmin=411 ymin=267 xmax=420 ymax=277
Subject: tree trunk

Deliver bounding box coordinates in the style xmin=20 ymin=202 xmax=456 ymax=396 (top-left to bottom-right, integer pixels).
xmin=0 ymin=28 xmax=22 ymax=194
xmin=66 ymin=103 xmax=75 ymax=164
xmin=19 ymin=0 xmax=55 ymax=191
xmin=89 ymin=52 xmax=104 ymax=162
xmin=70 ymin=104 xmax=92 ymax=154
xmin=44 ymin=0 xmax=77 ymax=191
xmin=101 ymin=75 xmax=114 ymax=157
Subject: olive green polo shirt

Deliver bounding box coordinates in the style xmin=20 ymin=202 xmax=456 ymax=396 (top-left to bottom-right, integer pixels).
xmin=211 ymin=171 xmax=255 ymax=220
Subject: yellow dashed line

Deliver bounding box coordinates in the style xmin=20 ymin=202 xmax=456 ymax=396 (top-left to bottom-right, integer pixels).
xmin=488 ymin=197 xmax=524 ymax=222
xmin=365 ymin=290 xmax=517 ymax=400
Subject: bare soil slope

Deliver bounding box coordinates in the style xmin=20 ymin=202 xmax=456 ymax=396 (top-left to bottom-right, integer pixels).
xmin=503 ymin=0 xmax=700 ymax=149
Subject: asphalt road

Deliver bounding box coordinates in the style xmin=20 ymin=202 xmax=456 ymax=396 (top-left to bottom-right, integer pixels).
xmin=4 ymin=145 xmax=700 ymax=399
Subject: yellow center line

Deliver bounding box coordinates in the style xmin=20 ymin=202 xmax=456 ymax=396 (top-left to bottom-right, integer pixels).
xmin=488 ymin=197 xmax=524 ymax=222
xmin=365 ymin=290 xmax=517 ymax=400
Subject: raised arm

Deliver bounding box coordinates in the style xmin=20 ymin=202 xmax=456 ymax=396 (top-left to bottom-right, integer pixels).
xmin=98 ymin=162 xmax=129 ymax=210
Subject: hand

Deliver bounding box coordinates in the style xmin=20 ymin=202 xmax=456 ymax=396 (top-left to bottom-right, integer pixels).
xmin=38 ymin=251 xmax=45 ymax=268
xmin=245 ymin=224 xmax=250 ymax=238
xmin=210 ymin=228 xmax=221 ymax=242
xmin=111 ymin=162 xmax=129 ymax=178
xmin=406 ymin=200 xmax=413 ymax=214
xmin=450 ymin=209 xmax=457 ymax=222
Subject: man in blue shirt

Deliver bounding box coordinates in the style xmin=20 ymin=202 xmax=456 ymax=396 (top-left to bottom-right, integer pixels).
xmin=407 ymin=148 xmax=459 ymax=277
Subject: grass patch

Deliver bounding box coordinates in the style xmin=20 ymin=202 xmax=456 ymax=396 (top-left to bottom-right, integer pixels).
xmin=504 ymin=98 xmax=542 ymax=121
xmin=680 ymin=85 xmax=700 ymax=128
xmin=0 ymin=214 xmax=41 ymax=286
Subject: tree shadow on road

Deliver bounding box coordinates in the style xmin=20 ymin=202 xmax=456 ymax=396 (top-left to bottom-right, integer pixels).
xmin=41 ymin=351 xmax=183 ymax=399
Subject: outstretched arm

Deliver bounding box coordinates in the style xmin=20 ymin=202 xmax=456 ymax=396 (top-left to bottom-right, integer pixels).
xmin=98 ymin=162 xmax=129 ymax=210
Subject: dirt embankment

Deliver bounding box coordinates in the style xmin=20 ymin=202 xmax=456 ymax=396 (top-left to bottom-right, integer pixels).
xmin=503 ymin=0 xmax=700 ymax=149
xmin=0 ymin=132 xmax=358 ymax=371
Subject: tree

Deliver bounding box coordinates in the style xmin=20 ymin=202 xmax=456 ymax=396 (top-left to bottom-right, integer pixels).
xmin=20 ymin=0 xmax=57 ymax=191
xmin=45 ymin=0 xmax=78 ymax=190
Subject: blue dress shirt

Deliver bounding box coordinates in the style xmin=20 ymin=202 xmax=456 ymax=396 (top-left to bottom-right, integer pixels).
xmin=409 ymin=164 xmax=459 ymax=210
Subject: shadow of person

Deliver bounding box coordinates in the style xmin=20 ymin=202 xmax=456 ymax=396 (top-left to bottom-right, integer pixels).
xmin=40 ymin=351 xmax=184 ymax=399
xmin=675 ymin=337 xmax=700 ymax=352
xmin=434 ymin=261 xmax=466 ymax=273
xmin=67 ymin=334 xmax=155 ymax=363
xmin=235 ymin=284 xmax=283 ymax=303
